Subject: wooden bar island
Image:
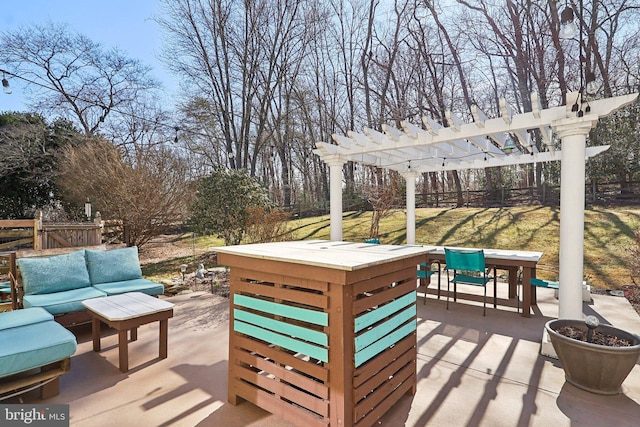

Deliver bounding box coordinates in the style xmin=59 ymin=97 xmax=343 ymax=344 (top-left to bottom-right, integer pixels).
xmin=216 ymin=240 xmax=430 ymax=427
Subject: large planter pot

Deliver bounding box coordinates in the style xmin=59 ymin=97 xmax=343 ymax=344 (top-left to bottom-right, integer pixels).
xmin=545 ymin=319 xmax=640 ymax=395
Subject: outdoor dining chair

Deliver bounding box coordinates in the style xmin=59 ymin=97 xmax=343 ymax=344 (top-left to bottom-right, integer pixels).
xmin=515 ymin=264 xmax=559 ymax=313
xmin=418 ymin=261 xmax=441 ymax=304
xmin=530 ymin=264 xmax=560 ymax=289
xmin=444 ymin=248 xmax=497 ymax=316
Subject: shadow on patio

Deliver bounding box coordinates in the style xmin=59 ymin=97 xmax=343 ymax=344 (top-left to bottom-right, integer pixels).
xmin=6 ymin=285 xmax=640 ymax=426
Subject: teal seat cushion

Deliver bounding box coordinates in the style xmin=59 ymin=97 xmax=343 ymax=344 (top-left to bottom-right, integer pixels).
xmin=0 ymin=307 xmax=53 ymax=331
xmin=0 ymin=320 xmax=77 ymax=378
xmin=93 ymin=278 xmax=164 ymax=296
xmin=85 ymin=247 xmax=143 ymax=285
xmin=23 ymin=287 xmax=106 ymax=315
xmin=17 ymin=250 xmax=91 ymax=295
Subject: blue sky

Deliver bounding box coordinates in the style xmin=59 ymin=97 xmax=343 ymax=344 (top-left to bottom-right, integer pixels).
xmin=1 ymin=0 xmax=176 ymax=113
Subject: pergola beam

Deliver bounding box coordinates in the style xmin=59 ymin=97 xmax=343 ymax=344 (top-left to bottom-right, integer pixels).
xmin=315 ymin=91 xmax=639 ymax=321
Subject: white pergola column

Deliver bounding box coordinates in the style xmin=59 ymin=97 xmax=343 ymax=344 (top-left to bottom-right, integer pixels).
xmin=404 ymin=172 xmax=418 ymax=245
xmin=553 ymin=116 xmax=599 ymax=319
xmin=324 ymin=156 xmax=346 ymax=241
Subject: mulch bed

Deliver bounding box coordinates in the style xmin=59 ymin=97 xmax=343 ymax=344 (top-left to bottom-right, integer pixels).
xmin=164 ymin=267 xmax=231 ymax=298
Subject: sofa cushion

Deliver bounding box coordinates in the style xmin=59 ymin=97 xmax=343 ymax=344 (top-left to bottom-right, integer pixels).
xmin=92 ymin=278 xmax=165 ymax=296
xmin=0 ymin=319 xmax=77 ymax=378
xmin=85 ymin=246 xmax=143 ymax=285
xmin=23 ymin=287 xmax=107 ymax=315
xmin=0 ymin=307 xmax=53 ymax=331
xmin=17 ymin=250 xmax=91 ymax=295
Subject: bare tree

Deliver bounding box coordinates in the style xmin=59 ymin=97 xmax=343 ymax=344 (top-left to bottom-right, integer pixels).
xmin=1 ymin=22 xmax=160 ymax=136
xmin=56 ymin=139 xmax=192 ymax=247
xmin=157 ymin=0 xmax=309 ymax=177
xmin=362 ymin=169 xmax=403 ymax=238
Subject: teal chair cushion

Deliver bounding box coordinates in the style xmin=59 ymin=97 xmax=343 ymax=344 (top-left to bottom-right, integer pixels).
xmin=93 ymin=278 xmax=164 ymax=296
xmin=0 ymin=318 xmax=77 ymax=378
xmin=17 ymin=250 xmax=91 ymax=295
xmin=85 ymin=246 xmax=143 ymax=285
xmin=23 ymin=287 xmax=107 ymax=315
xmin=0 ymin=307 xmax=53 ymax=331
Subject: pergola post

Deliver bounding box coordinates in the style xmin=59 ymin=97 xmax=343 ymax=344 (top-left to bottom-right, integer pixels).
xmin=404 ymin=172 xmax=418 ymax=245
xmin=553 ymin=116 xmax=599 ymax=319
xmin=325 ymin=156 xmax=346 ymax=241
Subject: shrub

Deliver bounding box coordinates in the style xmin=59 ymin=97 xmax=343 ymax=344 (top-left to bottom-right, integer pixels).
xmin=244 ymin=207 xmax=292 ymax=243
xmin=189 ymin=168 xmax=271 ymax=245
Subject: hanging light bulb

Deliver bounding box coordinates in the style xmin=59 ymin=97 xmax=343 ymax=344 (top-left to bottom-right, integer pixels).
xmin=559 ymin=6 xmax=577 ymax=39
xmin=585 ymin=71 xmax=599 ymax=95
xmin=503 ymin=136 xmax=517 ymax=154
xmin=2 ymin=73 xmax=11 ymax=95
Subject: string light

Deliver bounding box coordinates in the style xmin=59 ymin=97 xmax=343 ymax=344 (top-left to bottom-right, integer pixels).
xmin=2 ymin=72 xmax=11 ymax=95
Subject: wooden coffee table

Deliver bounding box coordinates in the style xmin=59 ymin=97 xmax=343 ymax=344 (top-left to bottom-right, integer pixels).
xmin=82 ymin=292 xmax=174 ymax=372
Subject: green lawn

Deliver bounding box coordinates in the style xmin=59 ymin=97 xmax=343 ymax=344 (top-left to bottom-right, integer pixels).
xmin=288 ymin=206 xmax=640 ymax=289
xmin=144 ymin=206 xmax=640 ymax=290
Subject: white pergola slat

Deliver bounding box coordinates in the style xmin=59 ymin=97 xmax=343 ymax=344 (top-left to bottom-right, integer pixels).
xmin=316 ymin=92 xmax=597 ymax=173
xmin=314 ymin=91 xmax=638 ymax=319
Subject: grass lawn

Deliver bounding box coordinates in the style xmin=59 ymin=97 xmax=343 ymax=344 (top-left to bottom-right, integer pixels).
xmin=144 ymin=206 xmax=640 ymax=290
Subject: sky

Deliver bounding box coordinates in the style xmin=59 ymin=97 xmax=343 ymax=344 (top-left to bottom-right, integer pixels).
xmin=1 ymin=0 xmax=176 ymax=113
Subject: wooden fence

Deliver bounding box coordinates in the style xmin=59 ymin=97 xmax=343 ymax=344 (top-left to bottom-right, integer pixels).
xmin=287 ymin=181 xmax=640 ymax=218
xmin=0 ymin=212 xmax=105 ymax=311
xmin=0 ymin=212 xmax=103 ymax=252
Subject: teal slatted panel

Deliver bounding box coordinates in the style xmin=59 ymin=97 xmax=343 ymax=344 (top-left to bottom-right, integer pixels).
xmin=354 ymin=320 xmax=416 ymax=367
xmin=234 ymin=309 xmax=328 ymax=346
xmin=234 ymin=294 xmax=328 ymax=326
xmin=234 ymin=320 xmax=328 ymax=362
xmin=354 ymin=305 xmax=416 ymax=351
xmin=354 ymin=291 xmax=416 ymax=333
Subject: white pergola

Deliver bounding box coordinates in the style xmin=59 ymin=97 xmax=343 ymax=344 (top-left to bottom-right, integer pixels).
xmin=314 ymin=91 xmax=638 ymax=319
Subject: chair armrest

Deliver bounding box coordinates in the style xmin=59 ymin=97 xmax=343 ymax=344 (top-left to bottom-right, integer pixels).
xmin=9 ymin=252 xmax=24 ymax=310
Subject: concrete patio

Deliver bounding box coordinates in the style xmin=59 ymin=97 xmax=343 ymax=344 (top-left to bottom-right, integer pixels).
xmin=7 ymin=283 xmax=640 ymax=426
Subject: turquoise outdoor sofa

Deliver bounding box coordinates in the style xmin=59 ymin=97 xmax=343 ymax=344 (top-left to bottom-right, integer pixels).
xmin=9 ymin=246 xmax=165 ymax=325
xmin=0 ymin=307 xmax=77 ymax=399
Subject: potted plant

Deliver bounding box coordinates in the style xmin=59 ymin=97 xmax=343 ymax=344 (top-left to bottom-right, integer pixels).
xmin=545 ymin=316 xmax=640 ymax=395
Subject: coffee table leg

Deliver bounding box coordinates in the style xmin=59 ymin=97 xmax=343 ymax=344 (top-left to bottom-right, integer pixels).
xmin=130 ymin=327 xmax=138 ymax=341
xmin=118 ymin=329 xmax=129 ymax=372
xmin=159 ymin=319 xmax=168 ymax=359
xmin=92 ymin=318 xmax=101 ymax=352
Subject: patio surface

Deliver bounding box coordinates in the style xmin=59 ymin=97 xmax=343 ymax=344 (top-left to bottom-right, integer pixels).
xmin=7 ymin=282 xmax=640 ymax=426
